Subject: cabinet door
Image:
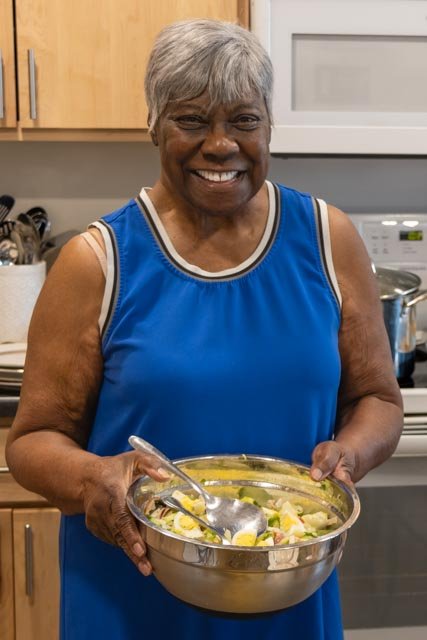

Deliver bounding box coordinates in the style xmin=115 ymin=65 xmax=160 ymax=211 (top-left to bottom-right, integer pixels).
xmin=0 ymin=509 xmax=14 ymax=640
xmin=0 ymin=0 xmax=17 ymax=127
xmin=15 ymin=0 xmax=247 ymax=130
xmin=13 ymin=508 xmax=60 ymax=640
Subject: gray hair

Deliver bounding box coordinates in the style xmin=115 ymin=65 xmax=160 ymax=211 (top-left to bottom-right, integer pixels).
xmin=144 ymin=19 xmax=273 ymax=132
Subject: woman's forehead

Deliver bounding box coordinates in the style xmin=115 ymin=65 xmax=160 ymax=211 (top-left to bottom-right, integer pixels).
xmin=167 ymin=92 xmax=266 ymax=114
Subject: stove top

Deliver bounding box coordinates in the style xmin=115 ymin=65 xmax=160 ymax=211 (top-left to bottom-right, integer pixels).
xmin=400 ymin=347 xmax=427 ymax=417
xmin=399 ymin=347 xmax=427 ymax=389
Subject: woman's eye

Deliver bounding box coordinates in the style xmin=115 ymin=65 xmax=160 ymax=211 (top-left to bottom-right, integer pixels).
xmin=233 ymin=115 xmax=260 ymax=129
xmin=175 ymin=116 xmax=206 ymax=129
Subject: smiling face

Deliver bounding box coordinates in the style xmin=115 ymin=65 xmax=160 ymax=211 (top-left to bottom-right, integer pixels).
xmin=153 ymin=92 xmax=271 ymax=218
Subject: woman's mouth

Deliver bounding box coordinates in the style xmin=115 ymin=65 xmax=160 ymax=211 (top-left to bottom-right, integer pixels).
xmin=192 ymin=169 xmax=243 ymax=183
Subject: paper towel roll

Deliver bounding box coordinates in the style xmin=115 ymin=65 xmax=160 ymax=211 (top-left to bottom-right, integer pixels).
xmin=0 ymin=262 xmax=46 ymax=343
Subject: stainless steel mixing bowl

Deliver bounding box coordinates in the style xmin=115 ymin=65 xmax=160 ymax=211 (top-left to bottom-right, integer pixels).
xmin=127 ymin=454 xmax=360 ymax=614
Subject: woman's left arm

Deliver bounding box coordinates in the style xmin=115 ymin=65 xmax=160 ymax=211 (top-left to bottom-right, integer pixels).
xmin=310 ymin=205 xmax=403 ymax=485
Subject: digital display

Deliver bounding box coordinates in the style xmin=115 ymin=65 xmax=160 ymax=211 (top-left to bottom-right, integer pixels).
xmin=399 ymin=230 xmax=423 ymax=241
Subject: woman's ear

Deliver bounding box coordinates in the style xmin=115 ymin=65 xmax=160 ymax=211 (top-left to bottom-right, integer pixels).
xmin=148 ymin=113 xmax=158 ymax=146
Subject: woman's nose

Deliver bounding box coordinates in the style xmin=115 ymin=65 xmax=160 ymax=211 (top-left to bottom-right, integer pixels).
xmin=201 ymin=125 xmax=239 ymax=159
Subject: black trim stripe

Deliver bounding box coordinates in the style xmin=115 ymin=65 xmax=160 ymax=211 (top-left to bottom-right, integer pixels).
xmin=97 ymin=219 xmax=120 ymax=340
xmin=313 ymin=198 xmax=341 ymax=309
xmin=134 ymin=183 xmax=281 ymax=282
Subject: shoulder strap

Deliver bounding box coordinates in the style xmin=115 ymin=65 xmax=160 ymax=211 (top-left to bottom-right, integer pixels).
xmin=84 ymin=222 xmax=117 ymax=336
xmin=313 ymin=198 xmax=342 ymax=309
xmin=80 ymin=231 xmax=107 ymax=278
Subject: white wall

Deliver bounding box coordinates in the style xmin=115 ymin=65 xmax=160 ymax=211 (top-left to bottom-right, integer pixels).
xmin=1 ymin=141 xmax=427 ymax=236
xmin=0 ymin=142 xmax=161 ymax=235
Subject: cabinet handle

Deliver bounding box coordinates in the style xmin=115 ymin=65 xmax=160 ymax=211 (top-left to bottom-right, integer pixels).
xmin=24 ymin=523 xmax=34 ymax=597
xmin=28 ymin=49 xmax=37 ymax=120
xmin=0 ymin=49 xmax=4 ymax=119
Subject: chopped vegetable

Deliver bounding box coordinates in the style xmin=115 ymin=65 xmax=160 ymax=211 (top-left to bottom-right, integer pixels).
xmin=145 ymin=489 xmax=340 ymax=547
xmin=238 ymin=486 xmax=271 ymax=506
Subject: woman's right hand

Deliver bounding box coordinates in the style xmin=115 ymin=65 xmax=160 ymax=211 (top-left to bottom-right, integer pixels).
xmin=82 ymin=451 xmax=170 ymax=575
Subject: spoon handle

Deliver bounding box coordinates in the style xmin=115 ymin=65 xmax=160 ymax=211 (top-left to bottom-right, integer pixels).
xmin=128 ymin=435 xmax=213 ymax=505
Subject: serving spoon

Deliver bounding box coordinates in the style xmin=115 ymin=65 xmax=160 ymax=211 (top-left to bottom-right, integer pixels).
xmin=129 ymin=435 xmax=267 ymax=538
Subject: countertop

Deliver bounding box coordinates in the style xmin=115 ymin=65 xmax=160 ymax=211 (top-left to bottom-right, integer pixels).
xmin=0 ymin=394 xmax=48 ymax=506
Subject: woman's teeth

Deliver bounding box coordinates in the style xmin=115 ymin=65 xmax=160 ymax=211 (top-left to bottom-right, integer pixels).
xmin=195 ymin=170 xmax=239 ymax=182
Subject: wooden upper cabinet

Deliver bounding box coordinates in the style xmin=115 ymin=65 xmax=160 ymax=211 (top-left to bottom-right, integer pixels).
xmin=15 ymin=0 xmax=248 ymax=130
xmin=0 ymin=0 xmax=17 ymax=128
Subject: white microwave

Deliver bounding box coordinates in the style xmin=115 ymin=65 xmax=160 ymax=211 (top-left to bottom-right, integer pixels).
xmin=251 ymin=0 xmax=427 ymax=155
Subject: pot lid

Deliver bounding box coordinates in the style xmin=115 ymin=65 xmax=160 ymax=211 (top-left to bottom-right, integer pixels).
xmin=374 ymin=266 xmax=421 ymax=299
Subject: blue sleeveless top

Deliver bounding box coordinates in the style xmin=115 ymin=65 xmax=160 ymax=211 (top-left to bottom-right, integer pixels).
xmin=60 ymin=182 xmax=343 ymax=640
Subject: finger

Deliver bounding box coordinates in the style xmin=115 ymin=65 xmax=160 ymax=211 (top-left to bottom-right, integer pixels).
xmin=332 ymin=467 xmax=355 ymax=487
xmin=111 ymin=507 xmax=153 ymax=576
xmin=132 ymin=452 xmax=170 ymax=482
xmin=86 ymin=499 xmax=153 ymax=575
xmin=85 ymin=495 xmax=117 ymax=546
xmin=310 ymin=441 xmax=342 ymax=481
xmin=115 ymin=531 xmax=152 ymax=576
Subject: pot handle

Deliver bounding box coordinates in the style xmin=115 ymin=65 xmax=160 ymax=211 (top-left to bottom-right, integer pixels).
xmin=405 ymin=290 xmax=427 ymax=308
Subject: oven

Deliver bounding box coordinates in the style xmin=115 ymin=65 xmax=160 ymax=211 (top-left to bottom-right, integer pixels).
xmin=339 ymin=213 xmax=427 ymax=639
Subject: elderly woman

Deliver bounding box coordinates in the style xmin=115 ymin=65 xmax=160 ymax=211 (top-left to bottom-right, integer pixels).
xmin=6 ymin=19 xmax=402 ymax=640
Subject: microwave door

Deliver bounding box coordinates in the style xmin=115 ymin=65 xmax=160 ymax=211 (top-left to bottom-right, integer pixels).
xmin=251 ymin=0 xmax=427 ymax=154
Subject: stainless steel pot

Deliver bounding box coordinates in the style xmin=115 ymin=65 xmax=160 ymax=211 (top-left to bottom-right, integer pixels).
xmin=374 ymin=266 xmax=427 ymax=380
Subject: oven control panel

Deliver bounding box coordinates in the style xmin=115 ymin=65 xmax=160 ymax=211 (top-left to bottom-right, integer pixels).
xmin=349 ymin=213 xmax=427 ymax=331
xmin=349 ymin=213 xmax=427 ymax=262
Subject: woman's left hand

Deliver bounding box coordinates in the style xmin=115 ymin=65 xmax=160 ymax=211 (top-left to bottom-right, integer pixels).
xmin=310 ymin=440 xmax=357 ymax=486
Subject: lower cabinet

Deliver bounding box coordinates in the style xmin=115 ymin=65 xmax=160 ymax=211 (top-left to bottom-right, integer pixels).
xmin=0 ymin=507 xmax=60 ymax=640
xmin=0 ymin=509 xmax=14 ymax=640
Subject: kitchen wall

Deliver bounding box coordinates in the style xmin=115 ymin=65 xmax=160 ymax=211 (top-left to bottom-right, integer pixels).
xmin=1 ymin=142 xmax=427 ymax=235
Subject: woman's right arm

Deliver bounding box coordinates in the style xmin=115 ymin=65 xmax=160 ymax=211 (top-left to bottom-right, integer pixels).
xmin=5 ymin=235 xmax=167 ymax=574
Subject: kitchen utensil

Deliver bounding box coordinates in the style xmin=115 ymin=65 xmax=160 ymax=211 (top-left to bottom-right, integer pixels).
xmin=0 ymin=220 xmax=16 ymax=238
xmin=25 ymin=206 xmax=51 ymax=242
xmin=0 ymin=238 xmax=19 ymax=265
xmin=374 ymin=266 xmax=427 ymax=379
xmin=15 ymin=215 xmax=40 ymax=264
xmin=129 ymin=435 xmax=268 ymax=538
xmin=127 ymin=454 xmax=360 ymax=613
xmin=0 ymin=218 xmax=39 ymax=265
xmin=10 ymin=226 xmax=26 ymax=264
xmin=161 ymin=495 xmax=230 ymax=544
xmin=0 ymin=195 xmax=15 ymax=221
xmin=0 ymin=220 xmax=21 ymax=265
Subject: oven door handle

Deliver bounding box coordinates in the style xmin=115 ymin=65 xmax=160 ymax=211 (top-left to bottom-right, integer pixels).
xmin=404 ymin=416 xmax=427 ymax=426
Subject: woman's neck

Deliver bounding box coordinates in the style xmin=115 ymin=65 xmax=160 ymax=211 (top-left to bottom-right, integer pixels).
xmin=146 ymin=181 xmax=270 ymax=271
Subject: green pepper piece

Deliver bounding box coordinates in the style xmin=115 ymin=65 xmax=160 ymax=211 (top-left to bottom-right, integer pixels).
xmin=238 ymin=486 xmax=271 ymax=506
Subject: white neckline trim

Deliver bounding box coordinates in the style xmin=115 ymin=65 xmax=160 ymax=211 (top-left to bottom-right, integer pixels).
xmin=138 ymin=181 xmax=276 ymax=278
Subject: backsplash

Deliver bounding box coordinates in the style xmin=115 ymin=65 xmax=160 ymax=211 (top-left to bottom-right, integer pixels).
xmin=1 ymin=142 xmax=427 ymax=235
